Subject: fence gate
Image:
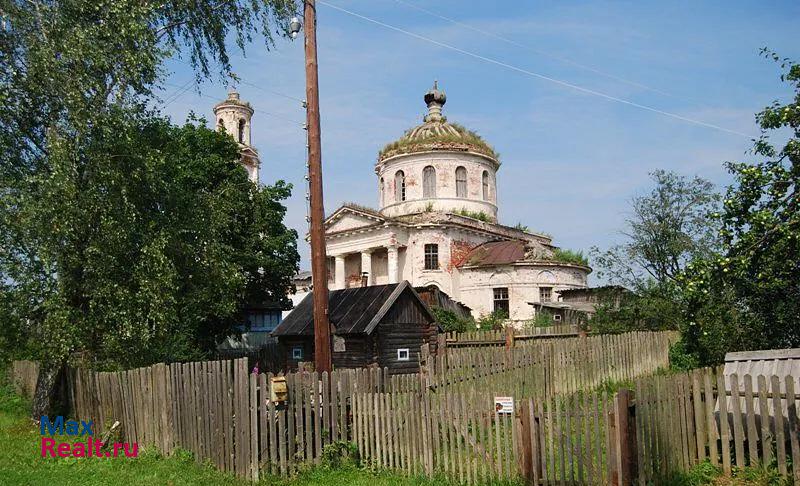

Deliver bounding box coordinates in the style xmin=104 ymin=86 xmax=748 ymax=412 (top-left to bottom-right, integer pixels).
xmin=518 ymin=390 xmax=633 ymax=486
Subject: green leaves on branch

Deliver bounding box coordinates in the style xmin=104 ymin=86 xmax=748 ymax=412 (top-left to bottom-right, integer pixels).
xmin=680 ymin=51 xmax=800 ymax=363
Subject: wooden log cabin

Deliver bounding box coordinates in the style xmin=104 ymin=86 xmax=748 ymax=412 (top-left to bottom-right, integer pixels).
xmin=271 ymin=281 xmax=439 ymax=374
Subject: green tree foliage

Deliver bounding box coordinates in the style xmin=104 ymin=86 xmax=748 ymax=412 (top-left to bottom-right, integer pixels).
xmin=591 ymin=170 xmax=720 ymax=290
xmin=590 ymin=171 xmax=720 ymax=333
xmin=0 ymin=0 xmax=298 ymax=415
xmin=591 ymin=282 xmax=684 ymax=334
xmin=1 ymin=110 xmax=299 ymax=368
xmin=681 ymin=52 xmax=800 ymax=364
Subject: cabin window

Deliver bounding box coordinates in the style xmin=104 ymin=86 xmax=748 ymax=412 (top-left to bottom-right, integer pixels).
xmin=397 ymin=348 xmax=410 ymax=361
xmin=493 ymin=287 xmax=509 ymax=317
xmin=553 ymin=314 xmax=562 ymax=322
xmin=395 ymin=170 xmax=406 ymax=202
xmin=482 ymin=171 xmax=490 ymax=200
xmin=540 ymin=286 xmax=552 ymax=302
xmin=292 ymin=346 xmax=304 ymax=360
xmin=455 ymin=166 xmax=467 ymax=197
xmin=423 ymin=166 xmax=436 ymax=198
xmin=424 ymin=244 xmax=439 ymax=270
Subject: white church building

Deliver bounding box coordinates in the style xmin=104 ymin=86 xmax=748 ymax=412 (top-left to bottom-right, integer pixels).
xmin=323 ymin=83 xmax=591 ymax=321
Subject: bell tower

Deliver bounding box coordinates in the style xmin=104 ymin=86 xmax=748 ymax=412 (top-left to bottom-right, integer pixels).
xmin=213 ymin=89 xmax=260 ymax=183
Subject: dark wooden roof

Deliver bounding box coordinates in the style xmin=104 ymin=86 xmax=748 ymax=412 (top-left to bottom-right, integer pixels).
xmin=272 ymin=281 xmax=436 ymax=337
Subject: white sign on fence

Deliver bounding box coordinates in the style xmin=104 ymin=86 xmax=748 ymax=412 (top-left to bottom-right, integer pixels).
xmin=494 ymin=396 xmax=514 ymax=415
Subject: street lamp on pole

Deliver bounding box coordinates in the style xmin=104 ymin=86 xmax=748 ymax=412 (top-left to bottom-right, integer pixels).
xmin=290 ymin=1 xmax=332 ymax=374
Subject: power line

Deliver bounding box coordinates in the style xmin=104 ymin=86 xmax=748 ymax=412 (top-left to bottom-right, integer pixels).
xmin=318 ymin=0 xmax=753 ymax=139
xmin=162 ymin=82 xmax=305 ymax=126
xmin=162 ymin=79 xmax=195 ymax=108
xmin=238 ymin=79 xmax=306 ymax=104
xmin=170 ymin=58 xmax=306 ymax=105
xmin=394 ymin=0 xmax=678 ymax=99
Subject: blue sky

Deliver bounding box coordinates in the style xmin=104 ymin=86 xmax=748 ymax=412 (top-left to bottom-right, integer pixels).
xmin=159 ymin=0 xmax=799 ymax=283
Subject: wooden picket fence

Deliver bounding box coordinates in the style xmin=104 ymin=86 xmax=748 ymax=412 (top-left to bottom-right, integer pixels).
xmin=445 ymin=324 xmax=579 ymax=347
xmin=427 ymin=331 xmax=677 ymax=399
xmin=10 ymin=360 xmax=39 ymax=398
xmin=352 ymin=386 xmax=624 ymax=485
xmin=634 ymin=368 xmax=800 ymax=485
xmin=16 ymin=358 xmax=424 ymax=481
xmin=19 ymin=331 xmax=766 ymax=485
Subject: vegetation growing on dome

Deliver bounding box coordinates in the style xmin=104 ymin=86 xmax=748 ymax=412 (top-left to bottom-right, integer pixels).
xmin=379 ymin=122 xmax=499 ymax=160
xmin=547 ymin=248 xmax=590 ymax=266
xmin=513 ymin=222 xmax=530 ymax=232
xmin=454 ymin=208 xmax=491 ymax=222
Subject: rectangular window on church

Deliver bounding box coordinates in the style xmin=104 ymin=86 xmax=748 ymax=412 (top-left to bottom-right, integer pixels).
xmin=540 ymin=287 xmax=552 ymax=302
xmin=424 ymin=244 xmax=439 ymax=270
xmin=493 ymin=287 xmax=509 ymax=317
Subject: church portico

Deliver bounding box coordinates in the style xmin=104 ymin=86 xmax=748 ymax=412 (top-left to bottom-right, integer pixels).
xmin=328 ymin=244 xmax=402 ymax=290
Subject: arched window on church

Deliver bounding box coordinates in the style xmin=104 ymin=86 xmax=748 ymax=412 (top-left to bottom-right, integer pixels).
xmin=455 ymin=166 xmax=467 ymax=198
xmin=423 ymin=166 xmax=436 ymax=198
xmin=238 ymin=119 xmax=246 ymax=143
xmin=217 ymin=118 xmax=225 ymax=131
xmin=395 ymin=170 xmax=405 ymax=202
xmin=482 ymin=170 xmax=490 ymax=200
xmin=379 ymin=177 xmax=384 ymax=205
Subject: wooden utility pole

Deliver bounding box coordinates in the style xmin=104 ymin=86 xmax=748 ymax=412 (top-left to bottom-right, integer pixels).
xmin=303 ymin=0 xmax=332 ymax=373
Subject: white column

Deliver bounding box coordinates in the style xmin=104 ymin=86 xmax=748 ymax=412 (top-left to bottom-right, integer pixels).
xmin=360 ymin=250 xmax=373 ymax=286
xmin=334 ymin=254 xmax=346 ymax=289
xmin=387 ymin=246 xmax=399 ymax=284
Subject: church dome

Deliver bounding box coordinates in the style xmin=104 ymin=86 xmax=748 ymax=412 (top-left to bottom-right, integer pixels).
xmin=378 ymin=82 xmax=498 ymax=162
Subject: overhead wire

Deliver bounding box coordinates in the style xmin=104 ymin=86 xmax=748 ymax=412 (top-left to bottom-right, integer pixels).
xmin=162 ymin=82 xmax=306 ymax=126
xmin=318 ymin=0 xmax=752 ymax=139
xmin=393 ymin=0 xmax=678 ymax=100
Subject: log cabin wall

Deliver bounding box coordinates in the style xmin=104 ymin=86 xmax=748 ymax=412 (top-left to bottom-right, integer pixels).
xmin=377 ymin=291 xmax=436 ymax=374
xmin=332 ymin=335 xmax=375 ymax=369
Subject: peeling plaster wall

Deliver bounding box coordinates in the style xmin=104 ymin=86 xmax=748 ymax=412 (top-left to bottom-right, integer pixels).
xmin=344 ymin=253 xmax=362 ymax=287
xmin=457 ymin=265 xmax=589 ymax=320
xmin=399 ymin=227 xmax=493 ymax=298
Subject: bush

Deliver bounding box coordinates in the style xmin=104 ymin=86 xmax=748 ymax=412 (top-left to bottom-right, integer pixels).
xmin=431 ymin=307 xmax=475 ymax=333
xmin=591 ymin=282 xmax=684 ymax=334
xmin=525 ymin=312 xmax=556 ymax=329
xmin=476 ymin=311 xmax=507 ymax=330
xmin=321 ymin=441 xmax=360 ymax=469
xmin=668 ymin=339 xmax=700 ymax=371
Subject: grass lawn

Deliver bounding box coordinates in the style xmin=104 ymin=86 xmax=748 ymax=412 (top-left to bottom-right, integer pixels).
xmin=0 ymin=383 xmax=500 ymax=486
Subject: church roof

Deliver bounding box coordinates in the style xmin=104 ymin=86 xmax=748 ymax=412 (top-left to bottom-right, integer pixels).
xmin=462 ymin=240 xmax=527 ymax=266
xmin=459 ymin=239 xmax=591 ymax=270
xmin=378 ymin=82 xmax=499 ymax=162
